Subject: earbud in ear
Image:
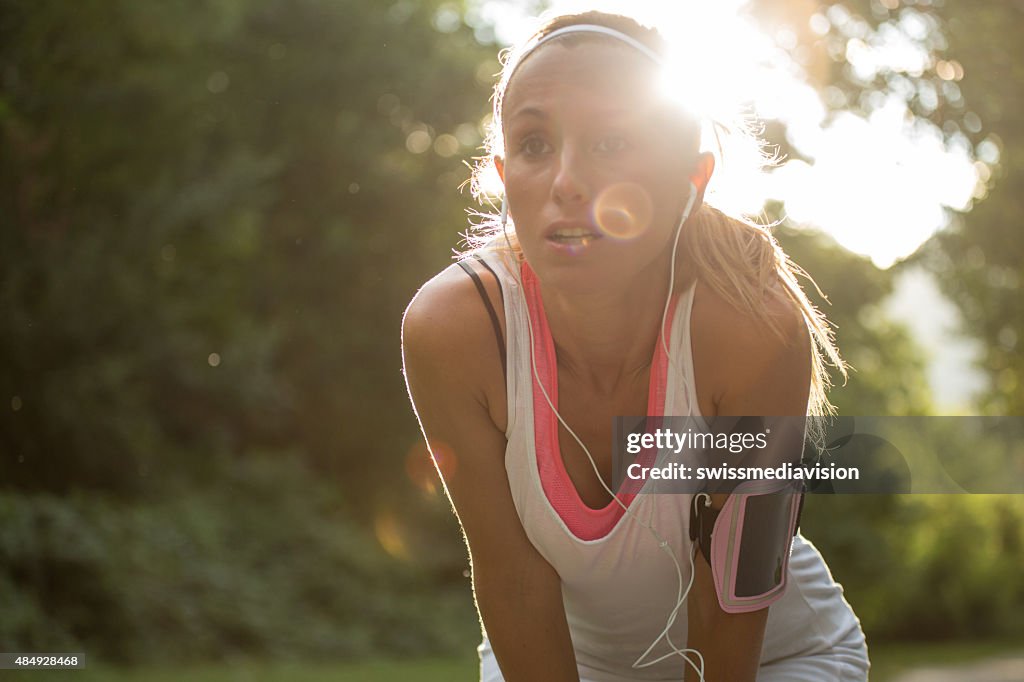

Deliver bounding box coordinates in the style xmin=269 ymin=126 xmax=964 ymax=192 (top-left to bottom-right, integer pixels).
xmin=677 ymin=181 xmax=700 ymax=230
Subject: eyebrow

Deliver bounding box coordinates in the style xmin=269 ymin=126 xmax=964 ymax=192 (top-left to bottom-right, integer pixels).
xmin=506 ymin=106 xmax=548 ymax=121
xmin=506 ymin=105 xmax=636 ymax=121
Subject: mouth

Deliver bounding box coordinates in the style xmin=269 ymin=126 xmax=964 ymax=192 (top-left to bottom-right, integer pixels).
xmin=545 ymin=222 xmax=603 ymax=247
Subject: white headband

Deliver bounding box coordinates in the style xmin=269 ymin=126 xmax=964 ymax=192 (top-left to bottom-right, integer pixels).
xmin=512 ymin=23 xmax=664 ymax=75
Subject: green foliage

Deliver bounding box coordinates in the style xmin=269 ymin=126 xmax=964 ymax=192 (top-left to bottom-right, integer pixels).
xmin=0 ymin=455 xmax=478 ymax=663
xmin=804 ymin=494 xmax=1024 ymax=641
xmin=807 ymin=1 xmax=1024 ymax=413
xmin=0 ymin=0 xmax=495 ymax=499
xmin=0 ymin=0 xmax=488 ymax=661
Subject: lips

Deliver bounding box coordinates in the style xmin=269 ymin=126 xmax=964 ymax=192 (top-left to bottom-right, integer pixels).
xmin=544 ymin=220 xmax=603 ymax=247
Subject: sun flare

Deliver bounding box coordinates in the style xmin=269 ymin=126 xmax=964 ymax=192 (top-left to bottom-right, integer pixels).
xmin=476 ymin=0 xmax=983 ymax=268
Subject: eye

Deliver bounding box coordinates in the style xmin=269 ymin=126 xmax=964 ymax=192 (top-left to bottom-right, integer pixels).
xmin=595 ymin=135 xmax=629 ymax=154
xmin=519 ymin=135 xmax=552 ymax=157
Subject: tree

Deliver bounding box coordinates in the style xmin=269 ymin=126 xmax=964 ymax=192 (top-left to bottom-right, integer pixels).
xmin=0 ymin=0 xmax=497 ymax=505
xmin=762 ymin=0 xmax=1020 ymax=414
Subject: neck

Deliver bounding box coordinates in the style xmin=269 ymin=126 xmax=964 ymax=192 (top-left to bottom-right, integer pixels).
xmin=539 ymin=251 xmax=686 ymax=395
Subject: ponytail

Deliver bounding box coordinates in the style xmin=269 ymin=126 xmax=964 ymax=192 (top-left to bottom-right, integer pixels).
xmin=682 ymin=203 xmax=846 ymax=419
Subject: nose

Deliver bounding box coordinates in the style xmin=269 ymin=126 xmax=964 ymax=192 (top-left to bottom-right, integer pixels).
xmin=551 ymin=144 xmax=591 ymax=206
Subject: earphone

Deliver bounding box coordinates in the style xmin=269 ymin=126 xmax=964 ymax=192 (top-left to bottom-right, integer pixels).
xmin=500 ymin=180 xmax=710 ymax=680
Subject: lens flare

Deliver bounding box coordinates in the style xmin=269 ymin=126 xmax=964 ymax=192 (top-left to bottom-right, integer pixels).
xmin=405 ymin=441 xmax=440 ymax=497
xmin=592 ymin=182 xmax=653 ymax=240
xmin=428 ymin=440 xmax=457 ymax=482
xmin=374 ymin=511 xmax=411 ymax=561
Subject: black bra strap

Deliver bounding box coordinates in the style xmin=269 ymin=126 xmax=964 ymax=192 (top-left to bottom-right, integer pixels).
xmin=457 ymin=256 xmax=507 ymax=382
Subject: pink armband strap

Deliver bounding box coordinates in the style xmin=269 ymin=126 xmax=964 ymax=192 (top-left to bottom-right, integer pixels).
xmin=689 ymin=480 xmax=804 ymax=614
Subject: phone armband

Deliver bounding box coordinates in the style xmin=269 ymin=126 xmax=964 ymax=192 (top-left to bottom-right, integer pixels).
xmin=689 ymin=480 xmax=805 ymax=614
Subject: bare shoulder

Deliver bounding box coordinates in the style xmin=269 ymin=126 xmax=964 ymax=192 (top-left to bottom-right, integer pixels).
xmin=402 ymin=259 xmax=506 ymax=425
xmin=692 ymin=278 xmax=806 ymax=353
xmin=691 ymin=277 xmax=811 ymax=415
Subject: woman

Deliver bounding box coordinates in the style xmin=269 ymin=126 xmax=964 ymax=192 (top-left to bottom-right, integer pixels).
xmin=402 ymin=11 xmax=869 ymax=682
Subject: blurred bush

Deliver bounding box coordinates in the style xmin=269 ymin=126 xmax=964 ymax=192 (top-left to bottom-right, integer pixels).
xmin=0 ymin=454 xmax=478 ymax=663
xmin=0 ymin=0 xmax=490 ymax=660
xmin=804 ymin=494 xmax=1024 ymax=641
xmin=0 ymin=0 xmax=495 ymax=503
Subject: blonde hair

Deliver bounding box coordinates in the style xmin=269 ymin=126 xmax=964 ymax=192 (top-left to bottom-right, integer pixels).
xmin=460 ymin=11 xmax=847 ymax=419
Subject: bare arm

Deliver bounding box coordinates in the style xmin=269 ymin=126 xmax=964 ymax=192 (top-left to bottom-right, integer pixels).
xmin=686 ymin=282 xmax=812 ymax=682
xmin=402 ymin=267 xmax=580 ymax=682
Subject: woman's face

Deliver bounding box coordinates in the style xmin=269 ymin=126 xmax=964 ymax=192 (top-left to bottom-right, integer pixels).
xmin=498 ymin=40 xmax=698 ymax=292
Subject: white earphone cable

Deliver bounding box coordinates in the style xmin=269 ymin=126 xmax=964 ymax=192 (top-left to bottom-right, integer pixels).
xmin=499 ymin=185 xmax=706 ymax=680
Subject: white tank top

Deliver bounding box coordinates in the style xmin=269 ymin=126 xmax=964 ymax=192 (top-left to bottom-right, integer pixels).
xmin=475 ymin=246 xmax=867 ymax=681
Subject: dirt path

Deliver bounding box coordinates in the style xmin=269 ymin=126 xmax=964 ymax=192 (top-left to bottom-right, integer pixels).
xmin=891 ymin=653 xmax=1024 ymax=681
